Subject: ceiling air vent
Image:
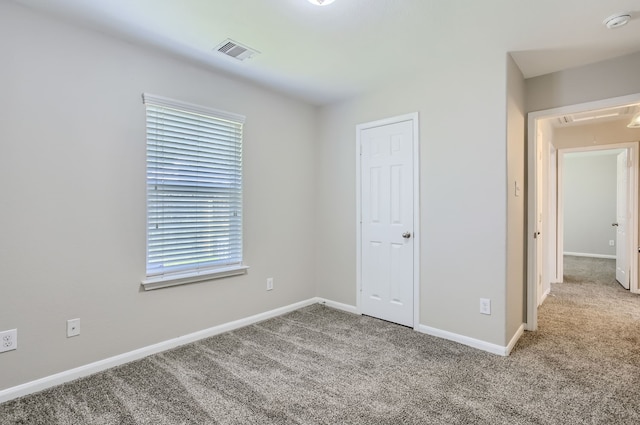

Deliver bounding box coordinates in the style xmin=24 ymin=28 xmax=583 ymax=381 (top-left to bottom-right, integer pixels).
xmin=215 ymin=39 xmax=259 ymax=61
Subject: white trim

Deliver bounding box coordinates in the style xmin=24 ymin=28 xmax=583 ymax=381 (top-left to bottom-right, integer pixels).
xmin=505 ymin=324 xmax=526 ymax=356
xmin=412 ymin=115 xmax=421 ymax=330
xmin=563 ymin=252 xmax=617 ymax=259
xmin=527 ymin=92 xmax=640 ymax=331
xmin=528 ymin=93 xmax=640 ymax=121
xmin=0 ymin=298 xmax=320 ymax=404
xmin=355 ymin=112 xmax=420 ymax=329
xmin=0 ymin=296 xmax=528 ymax=403
xmin=559 ymin=145 xmax=631 ymax=154
xmin=556 ymin=152 xmax=565 ymax=284
xmin=539 ymin=287 xmax=551 ymax=306
xmin=418 ymin=324 xmax=524 ymax=357
xmin=316 ymin=298 xmax=359 ymax=314
xmin=142 ymin=93 xmax=246 ymax=123
xmin=549 ymin=146 xmax=559 ymax=283
xmin=526 ymin=121 xmax=541 ymax=330
xmin=630 ymin=145 xmax=640 ymax=294
xmin=141 ymin=265 xmax=249 ymax=290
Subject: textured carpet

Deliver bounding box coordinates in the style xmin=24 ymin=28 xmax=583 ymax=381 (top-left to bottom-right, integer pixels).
xmin=1 ymin=256 xmax=640 ymax=424
xmin=563 ymin=255 xmax=619 ymax=285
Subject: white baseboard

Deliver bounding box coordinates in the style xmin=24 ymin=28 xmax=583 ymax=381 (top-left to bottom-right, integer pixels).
xmin=564 ymin=252 xmax=616 ymax=259
xmin=316 ymin=298 xmax=359 ymax=314
xmin=0 ymin=297 xmax=322 ymax=404
xmin=539 ymin=287 xmax=551 ymax=305
xmin=1 ymin=297 xmax=520 ymax=403
xmin=324 ymin=301 xmax=523 ymax=357
xmin=323 ymin=300 xmax=523 ymax=356
xmin=505 ymin=324 xmax=525 ymax=356
xmin=417 ymin=324 xmax=522 ymax=357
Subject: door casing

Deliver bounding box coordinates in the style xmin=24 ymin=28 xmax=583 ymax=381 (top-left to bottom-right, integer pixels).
xmin=356 ymin=112 xmax=420 ymax=330
xmin=616 ymin=150 xmax=631 ymax=288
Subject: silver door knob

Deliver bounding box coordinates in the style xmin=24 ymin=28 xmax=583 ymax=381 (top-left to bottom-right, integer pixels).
xmin=612 ymin=223 xmax=619 ymax=227
xmin=402 ymin=232 xmax=412 ymax=239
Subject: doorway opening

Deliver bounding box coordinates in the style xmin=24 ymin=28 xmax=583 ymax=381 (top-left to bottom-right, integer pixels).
xmin=559 ymin=146 xmax=634 ymax=290
xmin=527 ymin=93 xmax=640 ymax=331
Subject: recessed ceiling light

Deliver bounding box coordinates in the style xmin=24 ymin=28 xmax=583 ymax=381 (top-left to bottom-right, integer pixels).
xmin=628 ymin=113 xmax=640 ymax=129
xmin=308 ymin=0 xmax=336 ymax=6
xmin=603 ymin=12 xmax=631 ymax=29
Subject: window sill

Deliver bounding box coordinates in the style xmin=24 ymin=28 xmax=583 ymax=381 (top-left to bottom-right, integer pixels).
xmin=141 ymin=265 xmax=249 ymax=291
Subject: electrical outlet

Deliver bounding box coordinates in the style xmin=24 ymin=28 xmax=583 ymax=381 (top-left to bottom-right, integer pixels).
xmin=67 ymin=318 xmax=81 ymax=338
xmin=480 ymin=298 xmax=491 ymax=315
xmin=266 ymin=277 xmax=273 ymax=291
xmin=0 ymin=329 xmax=17 ymax=353
xmin=609 ymin=240 xmax=615 ymax=246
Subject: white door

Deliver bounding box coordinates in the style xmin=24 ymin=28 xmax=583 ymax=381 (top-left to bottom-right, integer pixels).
xmin=616 ymin=150 xmax=629 ymax=289
xmin=360 ymin=120 xmax=414 ymax=327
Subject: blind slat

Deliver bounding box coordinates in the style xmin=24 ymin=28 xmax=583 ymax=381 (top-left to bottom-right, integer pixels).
xmin=144 ymin=95 xmax=244 ymax=276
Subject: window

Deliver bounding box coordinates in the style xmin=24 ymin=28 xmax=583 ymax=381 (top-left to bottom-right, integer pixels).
xmin=141 ymin=94 xmax=247 ymax=290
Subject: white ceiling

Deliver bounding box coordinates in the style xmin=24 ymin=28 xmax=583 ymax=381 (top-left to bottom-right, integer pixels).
xmin=13 ymin=0 xmax=640 ymax=105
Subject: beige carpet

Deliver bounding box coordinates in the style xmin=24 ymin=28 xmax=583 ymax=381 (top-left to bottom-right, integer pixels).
xmin=1 ymin=255 xmax=640 ymax=424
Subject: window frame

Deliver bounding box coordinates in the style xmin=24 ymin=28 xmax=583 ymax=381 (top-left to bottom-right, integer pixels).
xmin=141 ymin=93 xmax=248 ymax=290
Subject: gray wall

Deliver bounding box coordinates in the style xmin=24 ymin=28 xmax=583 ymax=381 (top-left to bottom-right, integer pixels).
xmin=526 ymin=51 xmax=640 ymax=113
xmin=3 ymin=0 xmax=524 ymax=394
xmin=0 ymin=2 xmax=318 ymax=391
xmin=563 ymin=153 xmax=618 ymax=257
xmin=506 ymin=55 xmax=526 ymax=339
xmin=317 ymin=47 xmax=510 ymax=346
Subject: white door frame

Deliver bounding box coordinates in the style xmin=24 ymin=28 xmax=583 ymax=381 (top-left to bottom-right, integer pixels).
xmin=356 ymin=112 xmax=420 ymax=330
xmin=527 ymin=93 xmax=640 ymax=331
xmin=557 ymin=144 xmax=637 ymax=270
xmin=548 ymin=145 xmax=559 ymax=285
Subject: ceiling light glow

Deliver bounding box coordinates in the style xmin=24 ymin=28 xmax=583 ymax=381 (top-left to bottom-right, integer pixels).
xmin=571 ymin=113 xmax=620 ymax=122
xmin=627 ymin=112 xmax=640 ymax=129
xmin=308 ymin=0 xmax=336 ymax=6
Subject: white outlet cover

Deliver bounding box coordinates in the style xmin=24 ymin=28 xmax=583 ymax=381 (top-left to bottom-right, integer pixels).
xmin=0 ymin=329 xmax=18 ymax=353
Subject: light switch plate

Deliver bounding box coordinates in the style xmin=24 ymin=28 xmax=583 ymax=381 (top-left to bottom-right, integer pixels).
xmin=480 ymin=298 xmax=491 ymax=315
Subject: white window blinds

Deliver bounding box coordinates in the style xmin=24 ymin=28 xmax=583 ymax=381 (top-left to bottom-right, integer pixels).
xmin=143 ymin=94 xmax=245 ymax=280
